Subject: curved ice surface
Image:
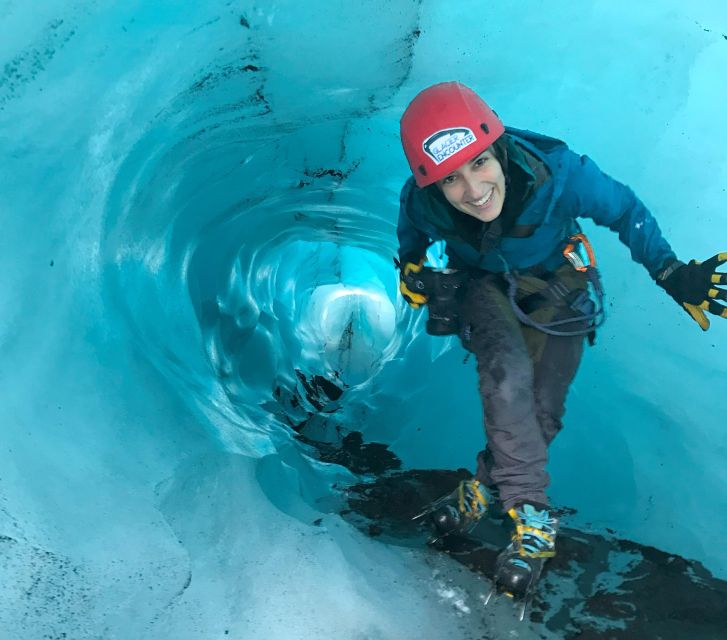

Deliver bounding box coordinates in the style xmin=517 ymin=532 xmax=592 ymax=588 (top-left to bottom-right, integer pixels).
xmin=1 ymin=1 xmax=726 ymax=638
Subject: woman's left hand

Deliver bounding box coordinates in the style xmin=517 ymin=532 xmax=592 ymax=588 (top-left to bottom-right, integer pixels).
xmin=657 ymin=253 xmax=727 ymax=330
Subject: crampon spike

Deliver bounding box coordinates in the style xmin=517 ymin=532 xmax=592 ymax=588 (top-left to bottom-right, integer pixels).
xmin=483 ymin=581 xmax=534 ymax=621
xmin=516 ymin=600 xmax=527 ymax=622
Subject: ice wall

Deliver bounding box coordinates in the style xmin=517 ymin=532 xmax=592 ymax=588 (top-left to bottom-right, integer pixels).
xmin=0 ymin=1 xmax=725 ymax=638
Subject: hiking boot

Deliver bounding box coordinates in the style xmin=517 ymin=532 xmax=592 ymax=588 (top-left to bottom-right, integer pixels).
xmin=493 ymin=503 xmax=558 ymax=598
xmin=414 ymin=478 xmax=493 ymax=537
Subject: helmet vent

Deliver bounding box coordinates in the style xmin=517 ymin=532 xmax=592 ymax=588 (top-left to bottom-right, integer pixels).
xmin=480 ymin=123 xmax=490 ymax=134
xmin=418 ymin=164 xmax=427 ymax=176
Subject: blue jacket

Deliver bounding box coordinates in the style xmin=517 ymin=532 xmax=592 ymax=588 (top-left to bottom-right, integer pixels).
xmin=397 ymin=128 xmax=676 ymax=278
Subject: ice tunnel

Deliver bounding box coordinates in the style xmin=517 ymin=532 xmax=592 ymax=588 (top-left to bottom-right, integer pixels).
xmin=1 ymin=2 xmax=726 ymax=638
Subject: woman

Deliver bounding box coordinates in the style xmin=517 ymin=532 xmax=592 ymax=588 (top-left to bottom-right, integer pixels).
xmin=396 ymin=81 xmax=726 ymax=597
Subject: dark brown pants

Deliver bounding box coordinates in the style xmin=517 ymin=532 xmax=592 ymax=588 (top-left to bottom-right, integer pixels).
xmin=459 ymin=270 xmax=588 ymax=511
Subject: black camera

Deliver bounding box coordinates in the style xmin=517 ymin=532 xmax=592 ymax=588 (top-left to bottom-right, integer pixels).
xmin=404 ymin=267 xmax=470 ymax=335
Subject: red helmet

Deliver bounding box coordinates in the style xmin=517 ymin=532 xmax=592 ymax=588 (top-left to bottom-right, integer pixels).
xmin=400 ymin=82 xmax=505 ymax=187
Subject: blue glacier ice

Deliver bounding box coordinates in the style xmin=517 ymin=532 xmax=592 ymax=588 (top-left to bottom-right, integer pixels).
xmin=1 ymin=1 xmax=726 ymax=638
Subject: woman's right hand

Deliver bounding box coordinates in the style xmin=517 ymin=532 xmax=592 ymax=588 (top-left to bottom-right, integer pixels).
xmin=399 ymin=259 xmax=428 ymax=309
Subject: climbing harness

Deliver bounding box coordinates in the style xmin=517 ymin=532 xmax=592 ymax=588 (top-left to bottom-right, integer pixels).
xmin=503 ymin=233 xmax=606 ymax=338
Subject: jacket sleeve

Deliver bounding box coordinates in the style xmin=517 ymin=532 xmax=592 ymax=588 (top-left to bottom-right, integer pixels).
xmin=564 ymin=153 xmax=677 ymax=279
xmin=396 ymin=177 xmax=432 ymax=264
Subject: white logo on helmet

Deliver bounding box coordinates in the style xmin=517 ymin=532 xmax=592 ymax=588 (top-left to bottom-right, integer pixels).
xmin=422 ymin=127 xmax=477 ymax=165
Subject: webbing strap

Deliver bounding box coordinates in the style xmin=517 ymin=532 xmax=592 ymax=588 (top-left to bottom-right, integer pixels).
xmin=516 ymin=277 xmax=573 ymax=314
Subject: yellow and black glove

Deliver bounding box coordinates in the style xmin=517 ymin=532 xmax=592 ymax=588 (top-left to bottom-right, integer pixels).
xmin=398 ymin=258 xmax=428 ymax=309
xmin=657 ymin=253 xmax=727 ymax=331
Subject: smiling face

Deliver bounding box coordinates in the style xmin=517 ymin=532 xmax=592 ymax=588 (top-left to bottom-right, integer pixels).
xmin=436 ymin=147 xmax=506 ymax=223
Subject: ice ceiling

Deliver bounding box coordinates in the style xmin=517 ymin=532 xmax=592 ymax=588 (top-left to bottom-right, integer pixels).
xmin=1 ymin=1 xmax=726 ymax=638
